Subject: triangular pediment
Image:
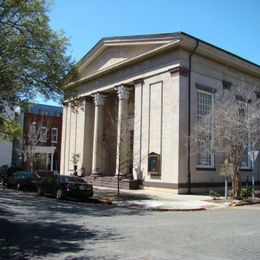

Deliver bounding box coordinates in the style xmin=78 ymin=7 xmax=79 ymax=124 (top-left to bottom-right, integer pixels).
xmin=79 ymin=44 xmax=163 ymax=77
xmin=77 ymin=34 xmax=182 ymax=78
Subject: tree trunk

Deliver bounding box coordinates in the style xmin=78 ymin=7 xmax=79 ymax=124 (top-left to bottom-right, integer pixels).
xmin=232 ymin=169 xmax=241 ymax=198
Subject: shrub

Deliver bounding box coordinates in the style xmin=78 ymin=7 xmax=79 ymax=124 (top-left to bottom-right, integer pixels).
xmin=71 ymin=153 xmax=80 ymax=166
xmin=240 ymin=187 xmax=252 ymax=199
xmin=209 ymin=190 xmax=220 ymax=199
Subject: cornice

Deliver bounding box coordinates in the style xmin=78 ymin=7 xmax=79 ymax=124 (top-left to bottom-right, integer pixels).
xmin=169 ymin=66 xmax=189 ymax=77
xmin=133 ymin=78 xmax=144 ymax=85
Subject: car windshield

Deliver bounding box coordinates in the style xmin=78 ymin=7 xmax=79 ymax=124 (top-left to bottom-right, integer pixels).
xmin=63 ymin=176 xmax=86 ymax=183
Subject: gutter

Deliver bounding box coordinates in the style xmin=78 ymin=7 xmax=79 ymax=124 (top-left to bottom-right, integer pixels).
xmin=187 ymin=39 xmax=199 ymax=194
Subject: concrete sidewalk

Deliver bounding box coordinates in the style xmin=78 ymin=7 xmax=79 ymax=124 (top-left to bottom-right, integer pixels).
xmin=93 ymin=187 xmax=231 ymax=211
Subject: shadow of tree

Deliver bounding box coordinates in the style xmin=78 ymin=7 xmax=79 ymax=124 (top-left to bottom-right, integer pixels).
xmin=0 ymin=188 xmax=149 ymax=259
xmin=0 ymin=218 xmax=119 ymax=259
xmin=0 ymin=189 xmax=148 ymax=217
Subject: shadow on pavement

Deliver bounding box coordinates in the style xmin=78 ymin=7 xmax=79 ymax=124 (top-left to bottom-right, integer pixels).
xmin=0 ymin=188 xmax=148 ymax=259
xmin=0 ymin=218 xmax=117 ymax=259
xmin=0 ymin=188 xmax=148 ymax=217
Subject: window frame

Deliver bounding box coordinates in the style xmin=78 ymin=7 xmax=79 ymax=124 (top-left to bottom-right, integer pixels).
xmin=51 ymin=128 xmax=58 ymax=143
xmin=40 ymin=127 xmax=47 ymax=143
xmin=29 ymin=122 xmax=37 ymax=143
xmin=196 ymin=89 xmax=215 ymax=169
xmin=241 ymin=144 xmax=252 ymax=170
xmin=237 ymin=100 xmax=252 ymax=170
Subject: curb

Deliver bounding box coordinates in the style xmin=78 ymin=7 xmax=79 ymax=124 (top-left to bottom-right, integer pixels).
xmin=104 ymin=200 xmax=208 ymax=212
xmin=146 ymin=207 xmax=206 ymax=212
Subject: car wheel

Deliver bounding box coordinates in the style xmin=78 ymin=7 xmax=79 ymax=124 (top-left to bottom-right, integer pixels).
xmin=56 ymin=189 xmax=63 ymax=200
xmin=17 ymin=183 xmax=22 ymax=190
xmin=37 ymin=186 xmax=43 ymax=196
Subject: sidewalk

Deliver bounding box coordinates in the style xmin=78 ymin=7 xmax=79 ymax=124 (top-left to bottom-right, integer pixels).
xmin=93 ymin=187 xmax=232 ymax=211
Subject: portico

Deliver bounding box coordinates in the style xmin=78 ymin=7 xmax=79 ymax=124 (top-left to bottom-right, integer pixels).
xmin=89 ymin=85 xmax=132 ymax=176
xmin=60 ymin=83 xmax=134 ymax=178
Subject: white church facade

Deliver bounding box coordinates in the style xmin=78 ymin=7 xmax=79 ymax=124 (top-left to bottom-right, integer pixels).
xmin=60 ymin=32 xmax=260 ymax=193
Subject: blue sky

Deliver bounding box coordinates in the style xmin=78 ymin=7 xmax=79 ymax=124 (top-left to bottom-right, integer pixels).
xmin=41 ymin=0 xmax=260 ymax=105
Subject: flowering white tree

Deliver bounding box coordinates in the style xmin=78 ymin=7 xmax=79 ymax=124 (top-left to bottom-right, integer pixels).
xmin=192 ymin=86 xmax=260 ymax=198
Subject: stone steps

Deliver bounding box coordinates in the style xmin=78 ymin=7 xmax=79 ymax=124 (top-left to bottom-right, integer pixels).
xmin=84 ymin=175 xmax=141 ymax=190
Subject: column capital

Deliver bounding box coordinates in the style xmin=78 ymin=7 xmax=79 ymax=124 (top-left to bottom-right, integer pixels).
xmin=115 ymin=85 xmax=130 ymax=100
xmin=92 ymin=93 xmax=106 ymax=106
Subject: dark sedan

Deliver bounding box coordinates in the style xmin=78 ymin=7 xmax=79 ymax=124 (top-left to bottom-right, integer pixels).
xmin=2 ymin=167 xmax=23 ymax=186
xmin=37 ymin=175 xmax=93 ymax=200
xmin=6 ymin=171 xmax=38 ymax=191
xmin=0 ymin=165 xmax=8 ymax=184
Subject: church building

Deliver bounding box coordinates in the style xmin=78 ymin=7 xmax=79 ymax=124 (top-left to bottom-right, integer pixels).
xmin=60 ymin=32 xmax=260 ymax=193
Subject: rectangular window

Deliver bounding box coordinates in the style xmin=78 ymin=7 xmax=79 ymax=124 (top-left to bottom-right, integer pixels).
xmin=40 ymin=127 xmax=47 ymax=142
xmin=238 ymin=102 xmax=252 ymax=169
xmin=51 ymin=128 xmax=58 ymax=143
xmin=241 ymin=142 xmax=251 ymax=169
xmin=196 ymin=90 xmax=214 ymax=168
xmin=29 ymin=122 xmax=37 ymax=143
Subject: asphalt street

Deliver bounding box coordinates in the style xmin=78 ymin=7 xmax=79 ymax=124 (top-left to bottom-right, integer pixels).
xmin=0 ymin=187 xmax=260 ymax=260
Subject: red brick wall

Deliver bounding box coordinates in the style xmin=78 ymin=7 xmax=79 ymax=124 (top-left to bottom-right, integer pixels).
xmin=22 ymin=113 xmax=62 ymax=171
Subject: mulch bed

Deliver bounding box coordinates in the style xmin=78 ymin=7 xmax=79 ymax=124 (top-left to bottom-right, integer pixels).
xmin=206 ymin=197 xmax=260 ymax=207
xmin=98 ymin=194 xmax=150 ymax=204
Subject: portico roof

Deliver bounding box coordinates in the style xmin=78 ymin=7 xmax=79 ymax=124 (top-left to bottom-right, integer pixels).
xmin=65 ymin=32 xmax=260 ymax=90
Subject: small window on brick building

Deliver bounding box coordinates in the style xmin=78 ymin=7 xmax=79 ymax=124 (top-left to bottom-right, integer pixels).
xmin=51 ymin=128 xmax=58 ymax=143
xmin=29 ymin=122 xmax=37 ymax=143
xmin=40 ymin=127 xmax=47 ymax=142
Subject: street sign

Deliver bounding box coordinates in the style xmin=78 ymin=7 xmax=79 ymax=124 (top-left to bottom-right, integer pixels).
xmin=219 ymin=162 xmax=234 ymax=177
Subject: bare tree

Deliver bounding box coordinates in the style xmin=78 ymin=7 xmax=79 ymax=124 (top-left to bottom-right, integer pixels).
xmin=22 ymin=120 xmax=50 ymax=172
xmin=191 ymin=86 xmax=260 ymax=198
xmin=105 ymin=99 xmax=133 ymax=196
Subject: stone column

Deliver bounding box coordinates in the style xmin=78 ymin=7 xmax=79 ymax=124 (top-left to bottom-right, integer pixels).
xmin=115 ymin=85 xmax=130 ymax=175
xmin=50 ymin=153 xmax=54 ymax=171
xmin=82 ymin=98 xmax=94 ymax=175
xmin=46 ymin=153 xmax=49 ymax=170
xmin=92 ymin=93 xmax=106 ymax=174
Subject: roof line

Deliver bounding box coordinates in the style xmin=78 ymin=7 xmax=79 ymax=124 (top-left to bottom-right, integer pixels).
xmin=28 ymin=102 xmax=62 ymax=109
xmin=78 ymin=32 xmax=182 ymax=67
xmin=180 ymin=32 xmax=260 ymax=68
xmin=78 ymin=31 xmax=259 ymax=69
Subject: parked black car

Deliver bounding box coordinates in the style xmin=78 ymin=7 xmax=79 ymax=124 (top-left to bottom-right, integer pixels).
xmin=0 ymin=165 xmax=8 ymax=184
xmin=2 ymin=167 xmax=23 ymax=186
xmin=37 ymin=175 xmax=94 ymax=200
xmin=6 ymin=171 xmax=38 ymax=191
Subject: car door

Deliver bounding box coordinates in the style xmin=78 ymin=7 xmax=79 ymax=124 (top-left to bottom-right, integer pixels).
xmin=45 ymin=176 xmax=59 ymax=195
xmin=8 ymin=172 xmax=20 ymax=186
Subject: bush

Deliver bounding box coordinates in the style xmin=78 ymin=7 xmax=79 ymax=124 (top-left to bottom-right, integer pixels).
xmin=209 ymin=190 xmax=220 ymax=199
xmin=240 ymin=187 xmax=252 ymax=199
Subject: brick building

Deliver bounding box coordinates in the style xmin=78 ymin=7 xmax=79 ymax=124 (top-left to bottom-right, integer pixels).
xmin=14 ymin=103 xmax=62 ymax=172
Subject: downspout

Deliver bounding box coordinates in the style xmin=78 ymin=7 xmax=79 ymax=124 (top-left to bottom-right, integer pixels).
xmin=187 ymin=39 xmax=199 ymax=194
